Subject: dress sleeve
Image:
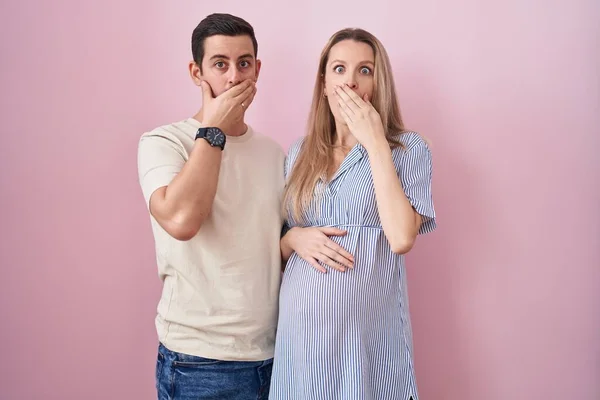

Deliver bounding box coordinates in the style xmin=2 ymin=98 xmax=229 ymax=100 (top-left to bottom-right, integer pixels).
xmin=394 ymin=135 xmax=437 ymax=235
xmin=284 ymin=136 xmax=305 ymax=180
xmin=281 ymin=137 xmax=306 ymax=231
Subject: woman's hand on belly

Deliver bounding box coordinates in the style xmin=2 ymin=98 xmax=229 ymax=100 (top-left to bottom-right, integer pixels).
xmin=281 ymin=227 xmax=355 ymax=273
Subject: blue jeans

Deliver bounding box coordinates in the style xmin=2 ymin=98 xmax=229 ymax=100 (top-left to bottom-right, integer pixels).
xmin=156 ymin=343 xmax=273 ymax=400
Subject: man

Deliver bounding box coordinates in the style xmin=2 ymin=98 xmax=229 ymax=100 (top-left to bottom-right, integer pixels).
xmin=137 ymin=13 xmax=285 ymax=400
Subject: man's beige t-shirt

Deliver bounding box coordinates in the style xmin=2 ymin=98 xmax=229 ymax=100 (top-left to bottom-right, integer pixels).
xmin=137 ymin=118 xmax=285 ymax=361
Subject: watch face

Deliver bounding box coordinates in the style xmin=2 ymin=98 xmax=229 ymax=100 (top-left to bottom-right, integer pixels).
xmin=207 ymin=128 xmax=224 ymax=147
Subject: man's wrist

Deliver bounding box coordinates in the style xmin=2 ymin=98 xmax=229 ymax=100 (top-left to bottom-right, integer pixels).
xmin=195 ymin=126 xmax=226 ymax=150
xmin=193 ymin=136 xmax=224 ymax=156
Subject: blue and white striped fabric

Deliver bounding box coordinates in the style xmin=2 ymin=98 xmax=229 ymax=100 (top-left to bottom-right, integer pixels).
xmin=269 ymin=131 xmax=436 ymax=400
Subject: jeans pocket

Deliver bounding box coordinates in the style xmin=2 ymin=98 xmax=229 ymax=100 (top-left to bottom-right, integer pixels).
xmin=172 ymin=356 xmax=222 ymax=368
xmin=155 ymin=352 xmax=165 ymax=390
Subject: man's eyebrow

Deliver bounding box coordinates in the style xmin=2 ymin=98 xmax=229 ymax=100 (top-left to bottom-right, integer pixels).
xmin=209 ymin=54 xmax=255 ymax=61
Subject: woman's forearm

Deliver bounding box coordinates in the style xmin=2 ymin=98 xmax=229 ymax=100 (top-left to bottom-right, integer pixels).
xmin=366 ymin=137 xmax=421 ymax=254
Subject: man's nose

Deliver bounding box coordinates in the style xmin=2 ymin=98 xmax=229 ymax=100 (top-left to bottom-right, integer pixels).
xmin=228 ymin=68 xmax=242 ymax=86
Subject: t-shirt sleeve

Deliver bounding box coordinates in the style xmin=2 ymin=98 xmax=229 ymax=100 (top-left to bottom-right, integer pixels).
xmin=137 ymin=131 xmax=186 ymax=209
xmin=394 ymin=135 xmax=437 ymax=235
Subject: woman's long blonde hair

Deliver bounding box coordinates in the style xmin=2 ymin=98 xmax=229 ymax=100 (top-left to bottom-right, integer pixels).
xmin=283 ymin=28 xmax=407 ymax=223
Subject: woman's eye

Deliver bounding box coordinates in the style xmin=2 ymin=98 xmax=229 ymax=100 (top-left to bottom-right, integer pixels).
xmin=360 ymin=67 xmax=372 ymax=74
xmin=334 ymin=65 xmax=345 ymax=73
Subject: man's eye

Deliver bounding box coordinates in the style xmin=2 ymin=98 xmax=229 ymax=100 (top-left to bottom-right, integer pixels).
xmin=240 ymin=60 xmax=250 ymax=68
xmin=215 ymin=62 xmax=225 ymax=68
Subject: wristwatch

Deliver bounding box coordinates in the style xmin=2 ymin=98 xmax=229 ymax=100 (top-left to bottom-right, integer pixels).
xmin=195 ymin=127 xmax=226 ymax=150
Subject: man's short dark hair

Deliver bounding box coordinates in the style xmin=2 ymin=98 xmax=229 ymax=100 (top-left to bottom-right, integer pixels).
xmin=191 ymin=13 xmax=258 ymax=69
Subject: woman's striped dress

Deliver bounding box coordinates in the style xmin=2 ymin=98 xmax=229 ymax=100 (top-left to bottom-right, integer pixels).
xmin=269 ymin=132 xmax=437 ymax=400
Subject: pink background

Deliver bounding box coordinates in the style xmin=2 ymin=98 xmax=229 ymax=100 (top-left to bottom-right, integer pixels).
xmin=1 ymin=1 xmax=598 ymax=399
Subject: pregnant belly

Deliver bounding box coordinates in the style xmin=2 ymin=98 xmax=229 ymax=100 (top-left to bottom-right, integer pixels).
xmin=279 ymin=252 xmax=398 ymax=328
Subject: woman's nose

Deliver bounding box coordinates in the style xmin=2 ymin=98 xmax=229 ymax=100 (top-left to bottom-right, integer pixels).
xmin=345 ymin=80 xmax=358 ymax=90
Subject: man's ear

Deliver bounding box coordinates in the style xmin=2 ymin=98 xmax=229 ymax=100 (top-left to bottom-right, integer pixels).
xmin=254 ymin=59 xmax=262 ymax=83
xmin=189 ymin=61 xmax=203 ymax=86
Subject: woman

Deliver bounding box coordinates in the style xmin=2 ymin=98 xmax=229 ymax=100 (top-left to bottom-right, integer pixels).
xmin=269 ymin=28 xmax=436 ymax=400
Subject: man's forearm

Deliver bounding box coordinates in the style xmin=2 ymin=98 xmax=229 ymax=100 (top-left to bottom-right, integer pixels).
xmin=151 ymin=139 xmax=222 ymax=240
